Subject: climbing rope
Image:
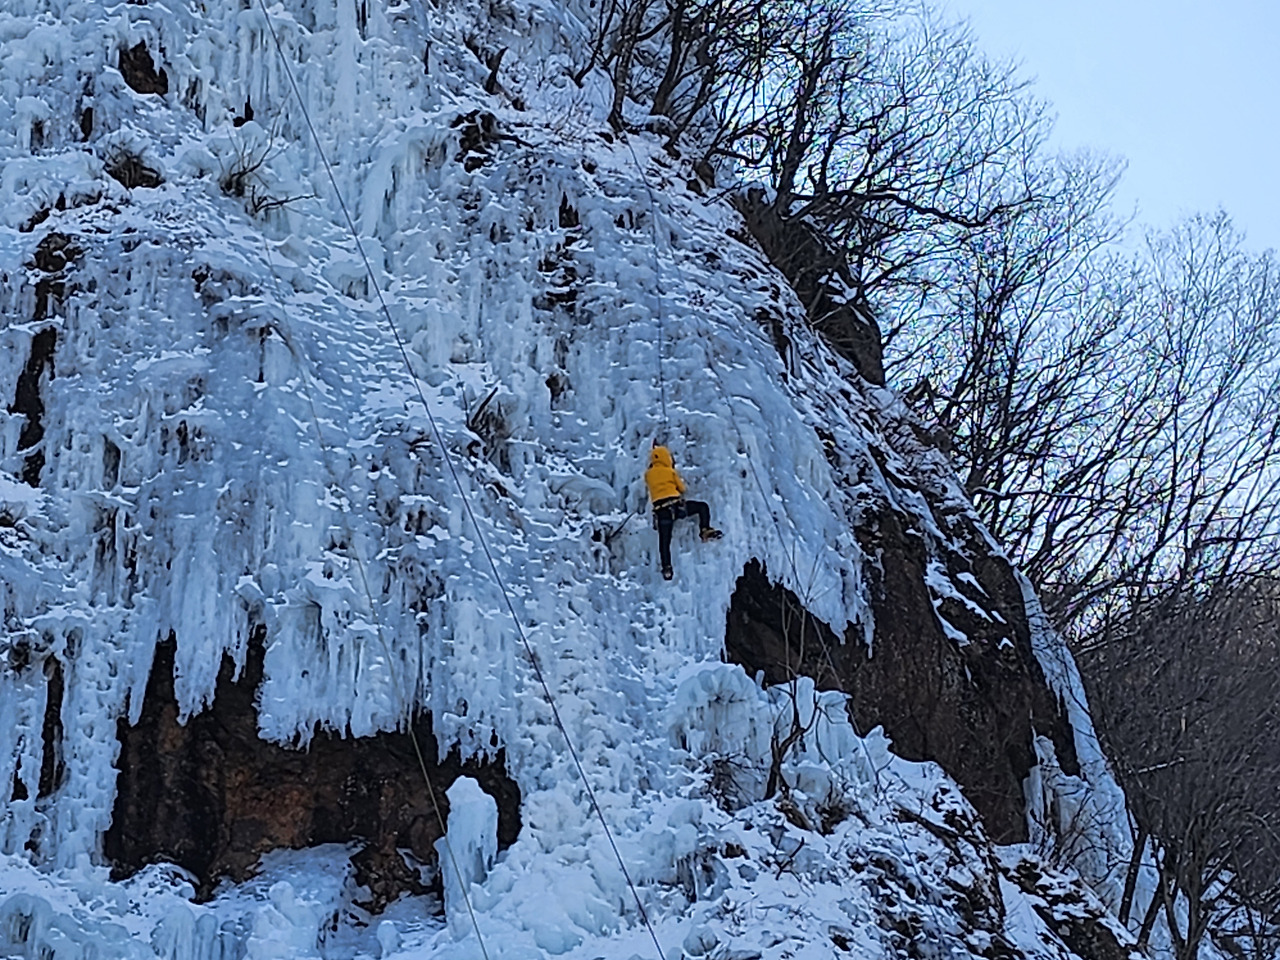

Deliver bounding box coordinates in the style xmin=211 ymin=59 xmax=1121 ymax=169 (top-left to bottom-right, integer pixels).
xmin=623 ymin=134 xmax=670 ymax=433
xmin=254 ymin=6 xmax=668 ymax=959
xmin=618 ymin=129 xmax=963 ymax=954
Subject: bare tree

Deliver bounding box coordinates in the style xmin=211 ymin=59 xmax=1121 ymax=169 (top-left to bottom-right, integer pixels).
xmin=1069 ymin=216 xmax=1280 ymax=639
xmin=648 ymin=0 xmax=754 ymax=143
xmin=898 ymin=211 xmax=1280 ymax=642
xmin=1083 ymin=578 xmax=1280 ymax=960
xmin=576 ymin=0 xmax=782 ymax=142
xmin=709 ymin=5 xmax=1051 ymax=311
xmin=889 ymin=149 xmax=1124 ymax=501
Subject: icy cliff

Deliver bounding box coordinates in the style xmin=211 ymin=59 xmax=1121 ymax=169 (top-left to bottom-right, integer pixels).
xmin=1 ymin=0 xmax=1132 ymax=957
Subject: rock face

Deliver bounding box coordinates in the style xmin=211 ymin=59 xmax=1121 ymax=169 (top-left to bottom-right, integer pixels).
xmin=733 ymin=188 xmax=886 ymax=386
xmin=105 ymin=631 xmax=520 ymax=903
xmin=726 ymin=528 xmax=1079 ymax=844
xmin=723 ymin=184 xmax=1082 ymax=847
xmin=117 ymin=41 xmax=168 ymax=97
xmin=1003 ymin=853 xmax=1140 ymax=960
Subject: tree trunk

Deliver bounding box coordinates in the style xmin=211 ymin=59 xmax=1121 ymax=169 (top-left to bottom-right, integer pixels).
xmin=651 ymin=0 xmax=687 ymax=118
xmin=1138 ymin=863 xmax=1170 ymax=947
xmin=1119 ymin=827 xmax=1148 ymax=927
xmin=608 ymin=1 xmax=649 ymax=130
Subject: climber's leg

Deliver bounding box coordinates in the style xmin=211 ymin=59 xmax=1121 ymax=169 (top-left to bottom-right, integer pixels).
xmin=685 ymin=500 xmax=710 ymax=530
xmin=656 ymin=506 xmax=676 ymax=577
xmin=683 ymin=500 xmax=722 ymax=540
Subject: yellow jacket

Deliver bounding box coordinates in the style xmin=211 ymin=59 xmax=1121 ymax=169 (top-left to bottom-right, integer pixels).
xmin=644 ymin=446 xmax=685 ymax=504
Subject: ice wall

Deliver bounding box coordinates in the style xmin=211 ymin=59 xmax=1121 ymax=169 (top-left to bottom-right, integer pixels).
xmin=1 ymin=0 xmax=878 ymax=868
xmin=0 ymin=0 xmax=1127 ymax=957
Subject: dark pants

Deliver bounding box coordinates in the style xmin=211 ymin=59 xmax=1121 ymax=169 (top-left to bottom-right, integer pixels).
xmin=654 ymin=499 xmax=711 ymax=570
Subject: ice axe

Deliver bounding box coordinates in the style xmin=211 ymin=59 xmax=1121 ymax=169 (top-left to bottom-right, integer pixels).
xmin=603 ymin=508 xmax=638 ymax=546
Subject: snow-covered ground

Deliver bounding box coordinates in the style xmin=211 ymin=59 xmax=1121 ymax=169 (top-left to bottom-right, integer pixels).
xmin=0 ymin=1 xmax=1134 ymax=957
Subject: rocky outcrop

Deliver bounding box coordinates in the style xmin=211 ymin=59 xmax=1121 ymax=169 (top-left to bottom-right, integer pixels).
xmin=726 ymin=531 xmax=1078 ymax=843
xmin=719 ymin=224 xmax=1081 ymax=841
xmin=117 ymin=41 xmax=168 ymax=96
xmin=1002 ymin=853 xmax=1140 ymax=960
xmin=105 ymin=632 xmax=520 ymax=906
xmin=733 ymin=188 xmax=885 ymax=386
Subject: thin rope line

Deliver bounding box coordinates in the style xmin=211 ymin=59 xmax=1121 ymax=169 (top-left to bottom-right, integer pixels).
xmin=619 ymin=129 xmax=959 ymax=952
xmin=622 ymin=135 xmax=669 ymax=431
xmin=258 ymin=237 xmax=492 ymax=960
xmin=254 ymin=6 xmax=667 ymax=957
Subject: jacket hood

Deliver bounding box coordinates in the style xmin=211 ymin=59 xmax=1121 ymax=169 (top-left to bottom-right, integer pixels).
xmin=649 ymin=446 xmax=674 ymax=469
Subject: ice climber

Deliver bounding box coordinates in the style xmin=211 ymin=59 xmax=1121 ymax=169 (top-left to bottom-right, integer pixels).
xmin=644 ymin=444 xmax=722 ymax=581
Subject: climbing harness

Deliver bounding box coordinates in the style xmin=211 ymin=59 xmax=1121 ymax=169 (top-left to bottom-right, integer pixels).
xmin=255 ymin=5 xmax=667 ymax=959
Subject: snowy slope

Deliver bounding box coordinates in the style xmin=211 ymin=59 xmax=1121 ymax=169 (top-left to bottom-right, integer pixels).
xmin=0 ymin=1 xmax=1132 ymax=958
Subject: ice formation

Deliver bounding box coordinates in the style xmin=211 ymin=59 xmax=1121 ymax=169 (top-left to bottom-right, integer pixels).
xmin=435 ymin=777 xmax=497 ymax=938
xmin=0 ymin=0 xmax=1136 ymax=957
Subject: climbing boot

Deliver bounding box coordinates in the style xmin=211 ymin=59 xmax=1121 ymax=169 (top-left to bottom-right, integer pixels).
xmin=699 ymin=528 xmax=723 ymax=542
xmin=662 ymin=565 xmax=674 ymax=581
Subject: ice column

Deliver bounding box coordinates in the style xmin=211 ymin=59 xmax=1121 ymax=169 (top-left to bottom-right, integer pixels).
xmin=435 ymin=777 xmax=498 ymax=939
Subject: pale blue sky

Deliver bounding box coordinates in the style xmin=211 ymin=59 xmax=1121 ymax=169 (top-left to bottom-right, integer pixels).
xmin=942 ymin=0 xmax=1280 ymax=251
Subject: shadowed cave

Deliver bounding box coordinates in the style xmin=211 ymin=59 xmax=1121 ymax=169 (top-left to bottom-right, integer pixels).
xmin=105 ymin=630 xmax=520 ymax=909
xmin=724 ymin=553 xmax=1079 ymax=844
